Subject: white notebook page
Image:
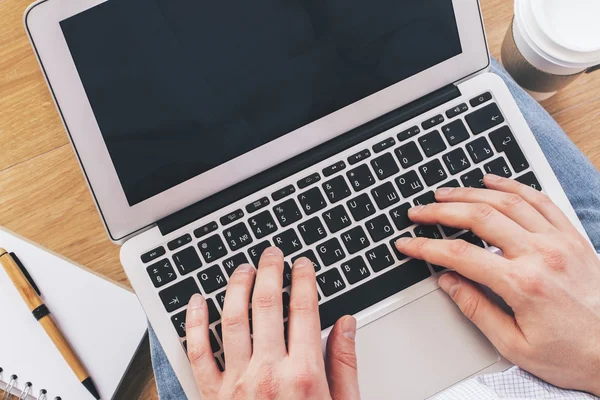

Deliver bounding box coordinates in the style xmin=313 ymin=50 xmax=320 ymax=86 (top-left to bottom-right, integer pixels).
xmin=0 ymin=227 xmax=147 ymax=399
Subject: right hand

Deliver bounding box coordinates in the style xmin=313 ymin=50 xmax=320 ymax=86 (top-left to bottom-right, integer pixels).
xmin=396 ymin=175 xmax=600 ymax=396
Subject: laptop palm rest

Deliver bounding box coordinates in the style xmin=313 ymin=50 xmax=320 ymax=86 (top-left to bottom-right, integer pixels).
xmin=356 ymin=289 xmax=500 ymax=399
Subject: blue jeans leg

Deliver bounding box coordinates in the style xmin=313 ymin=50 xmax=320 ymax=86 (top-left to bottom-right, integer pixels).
xmin=149 ymin=59 xmax=600 ymax=398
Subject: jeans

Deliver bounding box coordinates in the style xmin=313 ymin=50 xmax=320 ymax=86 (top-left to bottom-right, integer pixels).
xmin=148 ymin=59 xmax=600 ymax=399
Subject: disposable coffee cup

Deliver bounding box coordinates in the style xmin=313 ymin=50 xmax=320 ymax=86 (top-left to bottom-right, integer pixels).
xmin=501 ymin=0 xmax=600 ymax=101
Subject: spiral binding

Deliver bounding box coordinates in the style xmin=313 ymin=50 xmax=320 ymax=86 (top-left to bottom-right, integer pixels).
xmin=0 ymin=367 xmax=59 ymax=400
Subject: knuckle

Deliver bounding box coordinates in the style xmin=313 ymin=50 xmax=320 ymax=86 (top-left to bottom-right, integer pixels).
xmin=518 ymin=268 xmax=547 ymax=296
xmin=472 ymin=203 xmax=495 ymax=222
xmin=256 ymin=363 xmax=280 ymax=399
xmin=531 ymin=192 xmax=553 ymax=208
xmin=289 ymin=296 xmax=317 ymax=314
xmin=414 ymin=237 xmax=430 ymax=252
xmin=535 ymin=242 xmax=568 ymax=272
xmin=188 ymin=344 xmax=211 ymax=366
xmin=292 ymin=368 xmax=319 ymax=396
xmin=253 ymin=294 xmax=279 ymax=311
xmin=231 ymin=383 xmax=250 ymax=400
xmin=221 ymin=313 xmax=246 ymax=329
xmin=292 ymin=267 xmax=315 ymax=281
xmin=185 ymin=317 xmax=205 ymax=330
xmin=449 ymin=239 xmax=470 ymax=257
xmin=501 ymin=193 xmax=524 ymax=208
xmin=456 ymin=288 xmax=482 ymax=322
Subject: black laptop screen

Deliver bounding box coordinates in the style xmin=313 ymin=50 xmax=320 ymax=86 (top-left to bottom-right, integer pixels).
xmin=60 ymin=0 xmax=462 ymax=206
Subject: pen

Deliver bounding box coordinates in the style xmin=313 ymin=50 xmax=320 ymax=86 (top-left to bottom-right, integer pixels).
xmin=0 ymin=248 xmax=101 ymax=399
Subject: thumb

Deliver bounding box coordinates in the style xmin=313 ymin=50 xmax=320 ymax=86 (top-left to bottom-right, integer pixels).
xmin=438 ymin=273 xmax=525 ymax=360
xmin=325 ymin=316 xmax=360 ymax=400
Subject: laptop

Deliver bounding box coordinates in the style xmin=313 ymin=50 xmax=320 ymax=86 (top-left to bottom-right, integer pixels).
xmin=25 ymin=0 xmax=590 ymax=398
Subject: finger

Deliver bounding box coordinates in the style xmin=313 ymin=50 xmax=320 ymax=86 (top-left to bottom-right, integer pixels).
xmin=435 ymin=186 xmax=556 ymax=234
xmin=438 ymin=273 xmax=526 ymax=363
xmin=484 ymin=174 xmax=581 ymax=236
xmin=396 ymin=236 xmax=512 ymax=297
xmin=221 ymin=264 xmax=255 ymax=373
xmin=407 ymin=202 xmax=531 ymax=257
xmin=186 ymin=294 xmax=222 ymax=395
xmin=326 ymin=316 xmax=360 ymax=400
xmin=251 ymin=246 xmax=286 ymax=357
xmin=287 ymin=257 xmax=322 ymax=360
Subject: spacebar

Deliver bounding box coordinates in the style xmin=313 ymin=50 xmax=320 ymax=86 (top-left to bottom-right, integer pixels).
xmin=319 ymin=259 xmax=432 ymax=330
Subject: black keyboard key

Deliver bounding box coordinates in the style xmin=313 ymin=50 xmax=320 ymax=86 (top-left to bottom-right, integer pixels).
xmin=341 ymin=226 xmax=371 ymax=254
xmin=246 ymin=197 xmax=270 ymax=214
xmin=322 ymin=176 xmax=352 ymax=204
xmin=194 ymin=221 xmax=218 ymax=239
xmin=441 ymin=225 xmax=461 ymax=238
xmin=422 ymin=114 xmax=444 ymax=130
xmin=414 ymin=191 xmax=435 ymax=206
xmin=458 ymin=231 xmax=485 ymax=248
xmin=198 ymin=235 xmax=228 ymax=263
xmin=440 ymin=179 xmax=460 ymax=188
xmin=373 ymin=137 xmax=396 ymax=153
xmin=484 ymin=157 xmax=512 ymax=178
xmin=347 ymin=164 xmax=376 ymax=192
xmin=207 ymin=298 xmax=221 ymax=324
xmin=371 ymin=153 xmax=400 ymax=181
xmin=466 ymin=137 xmax=494 ymax=164
xmin=398 ymin=126 xmax=421 ymax=141
xmin=159 ymin=277 xmax=200 ymax=312
xmin=396 ymin=170 xmax=425 ymax=198
xmin=283 ymin=262 xmax=292 ymax=288
xmin=318 ymin=258 xmax=431 ymax=329
xmin=273 ymin=199 xmax=302 ymax=227
xmin=171 ymin=310 xmax=188 ymax=338
xmin=215 ymin=323 xmax=223 ymax=339
xmin=209 ymin=330 xmax=220 ymax=353
xmin=222 ymin=253 xmax=250 ymax=276
xmin=282 ymin=292 xmax=290 ymax=318
xmin=198 ymin=266 xmax=228 ymax=294
xmin=366 ymin=214 xmax=395 ymax=242
xmin=445 ymin=103 xmax=469 ymax=119
xmin=298 ymin=217 xmax=327 ymax=245
xmin=248 ymin=241 xmax=271 ymax=266
xmin=215 ymin=291 xmax=226 ymax=310
xmin=443 ymin=148 xmax=471 ymax=175
xmin=389 ymin=203 xmax=412 ymax=231
xmin=461 ymin=168 xmax=485 ymax=188
xmin=298 ymin=187 xmax=327 ymax=216
xmin=223 ymin=222 xmax=253 ymax=251
xmin=442 ymin=119 xmax=470 ymax=146
xmin=347 ymin=194 xmax=376 ymax=221
xmin=292 ymin=249 xmax=322 ymax=272
xmin=465 ymin=103 xmax=504 ymax=135
xmin=220 ymin=209 xmax=244 ymax=226
xmin=469 ymin=92 xmax=493 ymax=107
xmin=419 ymin=159 xmax=448 ymax=187
xmin=371 ymin=182 xmax=400 ymax=210
xmin=323 ymin=161 xmax=346 ymax=177
xmin=348 ymin=149 xmax=371 ymax=165
xmin=316 ymin=238 xmax=346 ymax=266
xmin=419 ymin=130 xmax=447 ymax=157
xmin=365 ymin=244 xmax=395 ymax=272
xmin=489 ymin=127 xmax=529 ymax=173
xmin=516 ymin=172 xmax=542 ymax=191
xmin=341 ymin=256 xmax=371 ymax=284
xmin=390 ymin=232 xmax=412 ymax=261
xmin=395 ymin=142 xmax=423 ymax=169
xmin=414 ymin=225 xmax=443 ymax=239
xmin=489 ymin=126 xmax=516 ymax=152
xmin=273 ymin=229 xmax=303 ymax=256
xmin=317 ymin=268 xmax=347 ymax=297
xmin=168 ymin=234 xmax=192 ymax=251
xmin=272 ymin=185 xmax=296 ymax=201
xmin=147 ymin=259 xmax=177 ymax=288
xmin=173 ymin=247 xmax=202 ymax=275
xmin=297 ymin=173 xmax=321 ymax=189
xmin=248 ymin=211 xmax=278 ymax=239
xmin=322 ymin=205 xmax=352 ymax=233
xmin=141 ymin=246 xmax=165 ymax=263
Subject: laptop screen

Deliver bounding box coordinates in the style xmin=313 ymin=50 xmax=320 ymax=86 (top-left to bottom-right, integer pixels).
xmin=61 ymin=0 xmax=462 ymax=206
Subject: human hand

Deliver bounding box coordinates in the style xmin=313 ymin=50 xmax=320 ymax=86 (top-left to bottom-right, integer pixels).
xmin=185 ymin=247 xmax=361 ymax=399
xmin=396 ymin=175 xmax=600 ymax=396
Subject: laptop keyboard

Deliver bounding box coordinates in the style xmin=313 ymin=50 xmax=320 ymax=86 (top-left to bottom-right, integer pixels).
xmin=140 ymin=92 xmax=542 ymax=370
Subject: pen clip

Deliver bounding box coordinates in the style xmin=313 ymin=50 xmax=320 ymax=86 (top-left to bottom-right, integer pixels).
xmin=10 ymin=252 xmax=42 ymax=297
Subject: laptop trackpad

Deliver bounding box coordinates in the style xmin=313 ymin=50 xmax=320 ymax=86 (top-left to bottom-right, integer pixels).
xmin=356 ymin=289 xmax=500 ymax=399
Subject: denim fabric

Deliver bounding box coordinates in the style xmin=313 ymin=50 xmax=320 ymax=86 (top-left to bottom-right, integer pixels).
xmin=149 ymin=58 xmax=600 ymax=398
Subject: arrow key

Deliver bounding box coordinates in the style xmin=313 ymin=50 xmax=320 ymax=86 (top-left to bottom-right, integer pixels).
xmin=159 ymin=277 xmax=200 ymax=312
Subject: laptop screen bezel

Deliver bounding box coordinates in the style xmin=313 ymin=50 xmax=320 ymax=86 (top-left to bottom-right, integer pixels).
xmin=25 ymin=0 xmax=489 ymax=241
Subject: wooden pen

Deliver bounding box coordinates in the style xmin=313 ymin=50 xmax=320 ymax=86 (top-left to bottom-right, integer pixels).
xmin=0 ymin=248 xmax=101 ymax=399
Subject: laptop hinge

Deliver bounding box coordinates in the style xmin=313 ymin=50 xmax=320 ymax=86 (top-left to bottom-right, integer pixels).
xmin=157 ymin=84 xmax=461 ymax=235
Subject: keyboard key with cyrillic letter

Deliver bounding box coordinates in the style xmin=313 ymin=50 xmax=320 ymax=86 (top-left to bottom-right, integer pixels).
xmin=317 ymin=268 xmax=347 ymax=297
xmin=198 ymin=265 xmax=228 ymax=294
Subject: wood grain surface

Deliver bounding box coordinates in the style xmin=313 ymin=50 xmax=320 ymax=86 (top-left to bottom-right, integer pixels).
xmin=0 ymin=1 xmax=598 ymax=399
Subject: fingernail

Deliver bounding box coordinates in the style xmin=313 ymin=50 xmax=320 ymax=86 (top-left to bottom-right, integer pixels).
xmin=485 ymin=174 xmax=501 ymax=182
xmin=263 ymin=246 xmax=282 ymax=256
xmin=396 ymin=237 xmax=412 ymax=247
xmin=236 ymin=264 xmax=255 ymax=274
xmin=410 ymin=205 xmax=425 ymax=214
xmin=189 ymin=294 xmax=206 ymax=310
xmin=438 ymin=274 xmax=460 ymax=297
xmin=436 ymin=187 xmax=454 ymax=196
xmin=342 ymin=316 xmax=357 ymax=341
xmin=294 ymin=257 xmax=311 ymax=268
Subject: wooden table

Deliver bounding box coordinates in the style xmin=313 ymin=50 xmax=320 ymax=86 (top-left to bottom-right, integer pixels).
xmin=1 ymin=1 xmax=598 ymax=399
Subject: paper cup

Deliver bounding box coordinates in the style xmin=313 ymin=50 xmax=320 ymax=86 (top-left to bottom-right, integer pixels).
xmin=501 ymin=0 xmax=600 ymax=101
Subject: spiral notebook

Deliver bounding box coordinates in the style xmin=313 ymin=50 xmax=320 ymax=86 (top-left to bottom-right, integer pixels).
xmin=0 ymin=227 xmax=147 ymax=399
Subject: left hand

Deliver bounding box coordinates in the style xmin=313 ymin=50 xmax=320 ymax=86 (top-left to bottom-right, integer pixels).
xmin=185 ymin=247 xmax=361 ymax=399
